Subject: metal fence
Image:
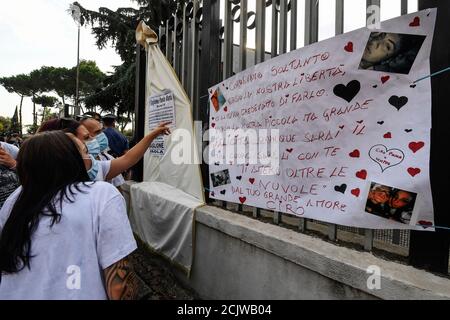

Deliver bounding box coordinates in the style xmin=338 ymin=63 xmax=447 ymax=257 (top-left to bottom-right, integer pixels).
xmin=155 ymin=0 xmax=449 ymax=274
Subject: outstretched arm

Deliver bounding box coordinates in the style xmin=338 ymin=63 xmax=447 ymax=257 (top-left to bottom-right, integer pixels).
xmin=106 ymin=122 xmax=171 ymax=180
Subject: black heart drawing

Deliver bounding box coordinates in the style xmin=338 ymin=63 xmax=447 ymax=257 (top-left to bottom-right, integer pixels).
xmin=377 ymin=121 xmax=384 ymax=125
xmin=405 ymin=129 xmax=413 ymax=133
xmin=373 ymin=85 xmax=378 ymax=88
xmin=388 ymin=95 xmax=408 ymax=110
xmin=410 ymin=84 xmax=417 ymax=88
xmin=334 ymin=184 xmax=347 ymax=194
xmin=236 ymin=176 xmax=242 ymax=180
xmin=333 ymin=80 xmax=361 ymax=103
xmin=220 ymin=190 xmax=226 ymax=195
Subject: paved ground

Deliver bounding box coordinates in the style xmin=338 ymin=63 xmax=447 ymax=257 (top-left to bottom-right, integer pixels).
xmin=129 ymin=238 xmax=198 ymax=300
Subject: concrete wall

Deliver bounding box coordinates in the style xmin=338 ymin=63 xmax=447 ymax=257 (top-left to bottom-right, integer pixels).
xmin=123 ymin=182 xmax=450 ymax=300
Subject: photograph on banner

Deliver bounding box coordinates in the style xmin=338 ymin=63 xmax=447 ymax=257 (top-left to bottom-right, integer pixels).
xmin=208 ymin=10 xmax=436 ymax=230
xmin=211 ymin=87 xmax=227 ymax=112
xmin=359 ymin=32 xmax=426 ymax=74
xmin=210 ymin=169 xmax=231 ymax=188
xmin=365 ymin=182 xmax=417 ymax=224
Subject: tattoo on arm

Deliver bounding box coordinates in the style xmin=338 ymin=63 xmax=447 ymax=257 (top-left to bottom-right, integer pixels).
xmin=104 ymin=257 xmax=150 ymax=300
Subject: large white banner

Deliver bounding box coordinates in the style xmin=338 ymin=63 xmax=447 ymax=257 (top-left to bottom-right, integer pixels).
xmin=209 ymin=10 xmax=436 ymax=230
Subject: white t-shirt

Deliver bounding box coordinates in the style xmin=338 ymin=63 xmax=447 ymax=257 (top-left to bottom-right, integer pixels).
xmin=0 ymin=182 xmax=137 ymax=300
xmin=94 ymin=160 xmax=112 ymax=182
xmin=0 ymin=142 xmax=19 ymax=159
xmin=99 ymin=152 xmax=125 ymax=187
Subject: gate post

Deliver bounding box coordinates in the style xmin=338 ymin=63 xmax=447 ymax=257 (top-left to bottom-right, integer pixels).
xmin=409 ymin=1 xmax=450 ymax=274
xmin=199 ymin=0 xmax=221 ymax=202
xmin=132 ymin=44 xmax=147 ymax=182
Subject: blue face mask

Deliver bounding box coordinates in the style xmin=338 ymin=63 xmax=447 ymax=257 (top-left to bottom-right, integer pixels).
xmin=84 ymin=154 xmax=99 ymax=181
xmin=86 ymin=139 xmax=100 ymax=157
xmin=96 ymin=132 xmax=109 ymax=152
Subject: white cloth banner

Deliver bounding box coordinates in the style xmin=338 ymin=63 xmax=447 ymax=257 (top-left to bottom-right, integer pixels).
xmin=136 ymin=21 xmax=204 ymax=203
xmin=209 ymin=10 xmax=437 ymax=230
xmin=129 ymin=182 xmax=204 ymax=275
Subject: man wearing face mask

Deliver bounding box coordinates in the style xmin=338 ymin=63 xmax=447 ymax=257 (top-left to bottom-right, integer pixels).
xmin=82 ymin=118 xmax=125 ymax=187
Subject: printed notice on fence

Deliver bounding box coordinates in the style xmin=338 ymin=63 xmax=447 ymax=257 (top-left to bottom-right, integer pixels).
xmin=148 ymin=91 xmax=176 ymax=156
xmin=208 ymin=10 xmax=436 ymax=230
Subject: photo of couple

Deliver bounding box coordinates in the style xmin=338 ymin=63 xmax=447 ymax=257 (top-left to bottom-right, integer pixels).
xmin=365 ymin=182 xmax=417 ymax=224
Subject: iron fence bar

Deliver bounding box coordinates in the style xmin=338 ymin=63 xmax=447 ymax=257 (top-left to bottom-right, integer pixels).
xmin=173 ymin=12 xmax=179 ymax=75
xmin=271 ymin=0 xmax=278 ymax=57
xmin=305 ymin=0 xmax=319 ymax=45
xmin=362 ymin=0 xmax=380 ymax=250
xmin=253 ymin=207 xmax=261 ymax=218
xmin=290 ymin=0 xmax=298 ymax=51
xmin=328 ymin=0 xmax=344 ymax=241
xmin=190 ymin=0 xmax=199 ymax=109
xmin=401 ymin=0 xmax=408 ymax=15
xmin=335 ymin=0 xmax=344 ymax=35
xmin=182 ymin=3 xmax=189 ymax=88
xmin=255 ymin=0 xmax=266 ymax=63
xmin=364 ymin=229 xmax=374 ymax=251
xmin=166 ymin=20 xmax=172 ymax=60
xmin=239 ymin=0 xmax=248 ymax=71
xmin=279 ymin=0 xmax=288 ymax=54
xmin=224 ymin=0 xmax=234 ymax=79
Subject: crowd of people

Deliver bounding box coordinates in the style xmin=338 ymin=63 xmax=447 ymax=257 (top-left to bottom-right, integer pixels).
xmin=0 ymin=113 xmax=171 ymax=299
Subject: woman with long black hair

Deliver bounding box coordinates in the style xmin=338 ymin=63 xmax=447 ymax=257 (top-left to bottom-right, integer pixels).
xmin=0 ymin=131 xmax=148 ymax=299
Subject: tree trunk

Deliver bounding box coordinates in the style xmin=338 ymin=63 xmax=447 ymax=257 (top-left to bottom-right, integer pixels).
xmin=41 ymin=106 xmax=47 ymax=124
xmin=32 ymin=94 xmax=37 ymax=126
xmin=19 ymin=95 xmax=23 ymax=135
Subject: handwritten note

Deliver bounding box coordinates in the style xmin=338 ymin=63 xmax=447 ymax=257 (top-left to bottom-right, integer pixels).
xmin=208 ymin=10 xmax=436 ymax=230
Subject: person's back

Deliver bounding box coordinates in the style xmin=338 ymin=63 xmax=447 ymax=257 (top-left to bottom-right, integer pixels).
xmin=0 ymin=131 xmax=147 ymax=300
xmin=103 ymin=127 xmax=129 ymax=157
xmin=0 ymin=182 xmax=135 ymax=300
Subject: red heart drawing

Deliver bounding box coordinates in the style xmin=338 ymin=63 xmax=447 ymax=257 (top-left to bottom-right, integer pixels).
xmin=224 ymin=106 xmax=228 ymax=112
xmin=349 ymin=149 xmax=360 ymax=158
xmin=409 ymin=16 xmax=420 ymax=27
xmin=249 ymin=178 xmax=255 ymax=184
xmin=211 ymin=123 xmax=216 ymax=128
xmin=344 ymin=42 xmax=353 ymax=52
xmin=408 ymin=167 xmax=421 ymax=177
xmin=418 ymin=220 xmax=433 ymax=229
xmin=356 ymin=170 xmax=367 ymax=180
xmin=383 ymin=132 xmax=392 ymax=139
xmin=409 ymin=141 xmax=425 ymax=153
xmin=286 ymin=148 xmax=293 ymax=153
xmin=381 ymin=75 xmax=390 ymax=84
xmin=351 ymin=188 xmax=360 ymax=197
xmin=239 ymin=197 xmax=247 ymax=204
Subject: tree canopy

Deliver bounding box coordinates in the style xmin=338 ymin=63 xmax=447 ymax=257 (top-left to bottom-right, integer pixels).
xmin=74 ymin=0 xmax=179 ymax=118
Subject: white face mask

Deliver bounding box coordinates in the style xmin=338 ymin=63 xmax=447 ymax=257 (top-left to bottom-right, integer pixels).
xmin=86 ymin=139 xmax=101 ymax=157
xmin=82 ymin=155 xmax=99 ymax=181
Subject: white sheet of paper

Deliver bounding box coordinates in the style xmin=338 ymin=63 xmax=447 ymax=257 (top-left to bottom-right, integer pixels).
xmin=148 ymin=91 xmax=176 ymax=156
xmin=148 ymin=91 xmax=176 ymax=130
xmin=209 ymin=10 xmax=436 ymax=230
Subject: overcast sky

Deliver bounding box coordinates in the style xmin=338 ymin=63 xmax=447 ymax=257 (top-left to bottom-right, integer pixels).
xmin=0 ymin=0 xmax=417 ymax=127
